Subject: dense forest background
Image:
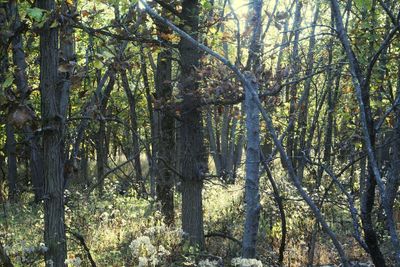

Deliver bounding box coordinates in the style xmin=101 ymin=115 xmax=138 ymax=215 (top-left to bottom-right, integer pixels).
xmin=1 ymin=0 xmax=400 ymax=266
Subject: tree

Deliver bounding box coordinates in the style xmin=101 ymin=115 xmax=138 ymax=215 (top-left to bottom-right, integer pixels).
xmin=178 ymin=0 xmax=207 ymax=248
xmin=38 ymin=0 xmax=67 ymax=265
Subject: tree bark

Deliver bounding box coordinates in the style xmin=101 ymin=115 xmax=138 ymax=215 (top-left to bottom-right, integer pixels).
xmin=96 ymin=74 xmax=115 ymax=195
xmin=242 ymin=72 xmax=261 ymax=258
xmin=154 ymin=26 xmax=175 ymax=224
xmin=38 ymin=0 xmax=67 ymax=265
xmin=178 ymin=0 xmax=206 ymax=248
xmin=6 ymin=123 xmax=17 ymax=202
xmin=6 ymin=0 xmax=45 ymax=202
xmin=121 ymin=70 xmax=145 ymax=195
xmin=286 ymin=0 xmax=302 ymax=173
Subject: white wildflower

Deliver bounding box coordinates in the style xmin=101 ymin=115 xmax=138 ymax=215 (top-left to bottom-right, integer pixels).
xmin=198 ymin=259 xmax=220 ymax=267
xmin=64 ymin=257 xmax=82 ymax=266
xmin=231 ymin=257 xmax=263 ymax=267
xmin=138 ymin=257 xmax=148 ymax=267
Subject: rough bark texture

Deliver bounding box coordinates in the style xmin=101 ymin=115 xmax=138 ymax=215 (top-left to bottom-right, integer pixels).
xmin=155 ymin=35 xmax=175 ymax=224
xmin=38 ymin=0 xmax=67 ymax=265
xmin=179 ymin=0 xmax=206 ymax=248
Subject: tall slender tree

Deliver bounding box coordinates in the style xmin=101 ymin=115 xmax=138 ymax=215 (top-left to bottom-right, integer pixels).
xmin=38 ymin=0 xmax=67 ymax=265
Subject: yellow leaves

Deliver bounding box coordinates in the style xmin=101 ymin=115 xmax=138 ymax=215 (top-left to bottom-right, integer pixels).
xmin=343 ymin=86 xmax=353 ymax=94
xmin=159 ymin=32 xmax=179 ymax=43
xmin=50 ymin=20 xmax=59 ymax=28
xmin=65 ymin=0 xmax=74 ymax=6
xmin=93 ymin=59 xmax=104 ymax=70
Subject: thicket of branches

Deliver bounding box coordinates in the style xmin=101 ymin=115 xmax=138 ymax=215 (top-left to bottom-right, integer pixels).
xmin=1 ymin=0 xmax=400 ymax=266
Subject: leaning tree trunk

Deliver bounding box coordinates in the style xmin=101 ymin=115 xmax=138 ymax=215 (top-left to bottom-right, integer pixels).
xmin=38 ymin=0 xmax=67 ymax=265
xmin=179 ymin=0 xmax=206 ymax=248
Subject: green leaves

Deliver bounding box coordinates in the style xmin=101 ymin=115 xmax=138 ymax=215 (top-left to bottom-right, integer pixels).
xmin=26 ymin=7 xmax=46 ymax=21
xmin=354 ymin=0 xmax=373 ymax=10
xmin=26 ymin=7 xmax=49 ymax=28
xmin=1 ymin=73 xmax=14 ymax=90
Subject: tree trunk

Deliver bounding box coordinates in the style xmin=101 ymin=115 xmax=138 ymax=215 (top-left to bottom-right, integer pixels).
xmin=179 ymin=0 xmax=206 ymax=248
xmin=121 ymin=70 xmax=145 ymax=195
xmin=141 ymin=49 xmax=157 ymax=197
xmin=96 ymin=73 xmax=115 ymax=195
xmin=38 ymin=0 xmax=67 ymax=265
xmin=242 ymin=0 xmax=263 ymax=258
xmin=242 ymin=73 xmax=261 ymax=258
xmin=286 ymin=0 xmax=302 ymax=173
xmin=297 ymin=0 xmax=319 ymax=182
xmin=7 ymin=0 xmax=45 ymax=202
xmin=154 ymin=33 xmax=175 ymax=224
xmin=6 ymin=123 xmax=17 ymax=202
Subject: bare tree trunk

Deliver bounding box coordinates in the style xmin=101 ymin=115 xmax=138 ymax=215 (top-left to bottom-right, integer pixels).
xmin=241 ymin=0 xmax=263 ymax=258
xmin=38 ymin=0 xmax=67 ymax=265
xmin=297 ymin=0 xmax=319 ymax=181
xmin=5 ymin=0 xmax=45 ymax=201
xmin=6 ymin=123 xmax=17 ymax=202
xmin=141 ymin=49 xmax=157 ymax=197
xmin=242 ymin=73 xmax=261 ymax=258
xmin=96 ymin=73 xmax=115 ymax=196
xmin=286 ymin=0 xmax=302 ymax=173
xmin=179 ymin=0 xmax=206 ymax=248
xmin=121 ymin=70 xmax=145 ymax=195
xmin=154 ymin=26 xmax=175 ymax=224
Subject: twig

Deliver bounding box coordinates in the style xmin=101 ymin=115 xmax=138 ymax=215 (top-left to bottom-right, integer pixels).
xmin=68 ymin=230 xmax=97 ymax=267
xmin=204 ymin=232 xmax=241 ymax=246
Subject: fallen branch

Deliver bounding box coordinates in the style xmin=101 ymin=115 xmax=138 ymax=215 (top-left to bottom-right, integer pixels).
xmin=68 ymin=230 xmax=97 ymax=267
xmin=204 ymin=232 xmax=241 ymax=247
